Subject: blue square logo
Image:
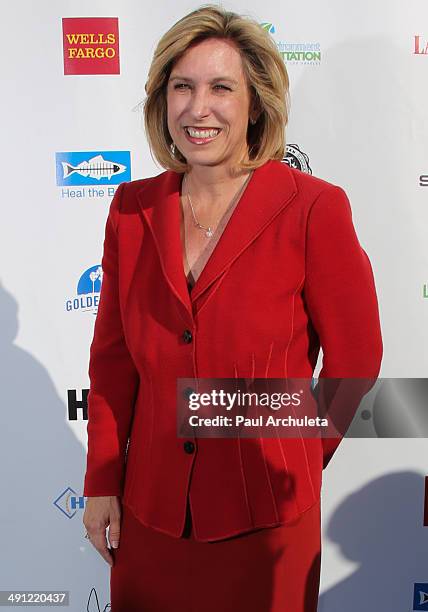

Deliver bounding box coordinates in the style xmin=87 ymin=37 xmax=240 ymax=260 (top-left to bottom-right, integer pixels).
xmin=413 ymin=583 xmax=428 ymax=610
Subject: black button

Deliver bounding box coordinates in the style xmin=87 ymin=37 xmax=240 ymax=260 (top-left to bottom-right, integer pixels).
xmin=182 ymin=329 xmax=193 ymax=343
xmin=183 ymin=441 xmax=195 ymax=454
xmin=183 ymin=386 xmax=195 ymax=400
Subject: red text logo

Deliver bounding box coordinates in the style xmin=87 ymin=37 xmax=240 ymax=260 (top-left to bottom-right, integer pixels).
xmin=62 ymin=17 xmax=120 ymax=75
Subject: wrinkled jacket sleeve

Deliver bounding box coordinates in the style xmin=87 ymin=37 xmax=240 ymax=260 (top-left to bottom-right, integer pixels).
xmin=303 ymin=186 xmax=383 ymax=469
xmin=83 ymin=182 xmax=140 ymax=496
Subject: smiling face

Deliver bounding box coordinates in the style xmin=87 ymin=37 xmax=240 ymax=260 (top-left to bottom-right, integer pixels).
xmin=166 ymin=37 xmax=254 ymax=171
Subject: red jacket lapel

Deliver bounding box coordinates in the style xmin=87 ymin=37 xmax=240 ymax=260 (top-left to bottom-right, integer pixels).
xmin=136 ymin=159 xmax=298 ymax=311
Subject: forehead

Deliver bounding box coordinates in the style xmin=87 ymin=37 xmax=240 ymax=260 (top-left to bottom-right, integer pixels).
xmin=170 ymin=38 xmax=245 ymax=79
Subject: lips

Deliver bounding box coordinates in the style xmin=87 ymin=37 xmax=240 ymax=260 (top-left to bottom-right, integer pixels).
xmin=184 ymin=127 xmax=222 ymax=138
xmin=184 ymin=126 xmax=222 ymax=130
xmin=183 ymin=126 xmax=222 ymax=145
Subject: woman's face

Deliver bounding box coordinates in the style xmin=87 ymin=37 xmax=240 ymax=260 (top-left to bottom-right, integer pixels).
xmin=166 ymin=37 xmax=253 ymax=171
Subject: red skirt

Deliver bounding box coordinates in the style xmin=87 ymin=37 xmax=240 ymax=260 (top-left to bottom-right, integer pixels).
xmin=110 ymin=498 xmax=321 ymax=612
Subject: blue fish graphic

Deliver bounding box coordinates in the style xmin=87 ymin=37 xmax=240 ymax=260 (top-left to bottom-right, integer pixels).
xmin=61 ymin=155 xmax=127 ymax=181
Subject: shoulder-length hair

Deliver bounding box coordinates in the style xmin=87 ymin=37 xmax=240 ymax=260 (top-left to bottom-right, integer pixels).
xmin=142 ymin=4 xmax=290 ymax=174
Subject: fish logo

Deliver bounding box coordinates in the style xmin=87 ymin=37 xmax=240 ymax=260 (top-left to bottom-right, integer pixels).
xmin=61 ymin=154 xmax=126 ymax=181
xmin=56 ymin=150 xmax=131 ymax=186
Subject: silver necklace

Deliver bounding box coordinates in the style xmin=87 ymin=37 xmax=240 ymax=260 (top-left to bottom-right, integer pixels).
xmin=183 ymin=171 xmax=253 ymax=238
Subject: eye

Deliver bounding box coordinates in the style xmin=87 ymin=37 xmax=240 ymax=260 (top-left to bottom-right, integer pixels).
xmin=172 ymin=83 xmax=231 ymax=92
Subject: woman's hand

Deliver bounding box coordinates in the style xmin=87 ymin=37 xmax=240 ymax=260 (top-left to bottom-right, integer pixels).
xmin=83 ymin=496 xmax=122 ymax=567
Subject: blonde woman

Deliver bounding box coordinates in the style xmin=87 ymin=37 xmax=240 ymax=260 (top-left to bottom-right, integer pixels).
xmin=83 ymin=5 xmax=383 ymax=611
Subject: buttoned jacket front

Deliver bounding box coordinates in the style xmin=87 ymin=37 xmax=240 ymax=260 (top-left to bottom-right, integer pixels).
xmin=83 ymin=159 xmax=383 ymax=541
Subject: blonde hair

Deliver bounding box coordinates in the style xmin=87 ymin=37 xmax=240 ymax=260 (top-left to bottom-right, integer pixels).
xmin=142 ymin=4 xmax=290 ymax=174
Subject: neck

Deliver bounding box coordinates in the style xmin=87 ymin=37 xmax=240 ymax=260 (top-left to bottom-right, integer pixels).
xmin=183 ymin=162 xmax=252 ymax=207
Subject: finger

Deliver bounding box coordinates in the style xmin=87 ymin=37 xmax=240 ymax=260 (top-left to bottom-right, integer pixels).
xmin=108 ymin=522 xmax=121 ymax=549
xmin=89 ymin=531 xmax=114 ymax=567
xmin=108 ymin=499 xmax=122 ymax=549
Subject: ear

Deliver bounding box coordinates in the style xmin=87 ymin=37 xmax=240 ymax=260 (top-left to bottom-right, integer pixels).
xmin=249 ymin=108 xmax=261 ymax=125
xmin=248 ymin=87 xmax=262 ymax=124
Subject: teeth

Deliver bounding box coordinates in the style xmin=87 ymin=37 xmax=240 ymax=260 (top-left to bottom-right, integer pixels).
xmin=186 ymin=127 xmax=220 ymax=138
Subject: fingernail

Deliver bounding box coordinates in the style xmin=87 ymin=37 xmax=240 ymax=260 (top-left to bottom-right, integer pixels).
xmin=112 ymin=541 xmax=119 ymax=549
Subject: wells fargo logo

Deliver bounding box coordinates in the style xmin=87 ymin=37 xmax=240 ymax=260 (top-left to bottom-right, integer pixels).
xmin=62 ymin=17 xmax=120 ymax=75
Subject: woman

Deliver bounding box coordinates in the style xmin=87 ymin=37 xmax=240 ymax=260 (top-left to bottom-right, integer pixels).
xmin=83 ymin=5 xmax=383 ymax=611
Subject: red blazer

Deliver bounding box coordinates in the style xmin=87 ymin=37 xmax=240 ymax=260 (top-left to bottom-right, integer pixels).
xmin=83 ymin=159 xmax=383 ymax=541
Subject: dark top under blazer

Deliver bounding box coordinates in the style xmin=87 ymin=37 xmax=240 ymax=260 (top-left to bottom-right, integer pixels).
xmin=83 ymin=159 xmax=383 ymax=541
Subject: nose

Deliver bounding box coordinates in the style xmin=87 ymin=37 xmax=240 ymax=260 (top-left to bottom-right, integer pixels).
xmin=186 ymin=86 xmax=211 ymax=119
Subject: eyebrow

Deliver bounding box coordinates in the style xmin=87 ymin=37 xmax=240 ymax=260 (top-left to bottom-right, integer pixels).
xmin=169 ymin=75 xmax=238 ymax=85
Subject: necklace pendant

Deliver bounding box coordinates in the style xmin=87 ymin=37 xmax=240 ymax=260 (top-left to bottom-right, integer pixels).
xmin=206 ymin=227 xmax=213 ymax=237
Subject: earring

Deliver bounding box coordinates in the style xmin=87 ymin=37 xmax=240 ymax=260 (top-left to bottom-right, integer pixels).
xmin=250 ymin=116 xmax=257 ymax=125
xmin=170 ymin=142 xmax=176 ymax=156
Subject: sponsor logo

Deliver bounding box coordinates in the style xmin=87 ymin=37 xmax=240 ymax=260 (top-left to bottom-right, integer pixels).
xmin=414 ymin=583 xmax=428 ymax=609
xmin=65 ymin=265 xmax=102 ymax=315
xmin=419 ymin=175 xmax=428 ymax=187
xmin=414 ymin=36 xmax=428 ymax=55
xmin=261 ymin=22 xmax=321 ymax=65
xmin=56 ymin=151 xmax=130 ymax=199
xmin=62 ymin=17 xmax=120 ymax=75
xmin=67 ymin=389 xmax=89 ymax=420
xmin=282 ymin=144 xmax=312 ymax=174
xmin=53 ymin=487 xmax=85 ymax=518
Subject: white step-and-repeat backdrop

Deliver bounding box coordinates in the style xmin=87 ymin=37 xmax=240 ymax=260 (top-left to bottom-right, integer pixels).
xmin=1 ymin=1 xmax=428 ymax=610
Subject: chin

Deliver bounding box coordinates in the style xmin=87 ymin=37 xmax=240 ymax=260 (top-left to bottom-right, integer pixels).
xmin=183 ymin=149 xmax=222 ymax=161
xmin=186 ymin=158 xmax=223 ymax=168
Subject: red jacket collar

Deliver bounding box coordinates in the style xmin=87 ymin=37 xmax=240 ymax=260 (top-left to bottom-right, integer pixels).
xmin=136 ymin=159 xmax=297 ymax=314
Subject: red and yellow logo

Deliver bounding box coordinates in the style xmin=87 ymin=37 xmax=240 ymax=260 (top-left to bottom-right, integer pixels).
xmin=62 ymin=17 xmax=120 ymax=75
